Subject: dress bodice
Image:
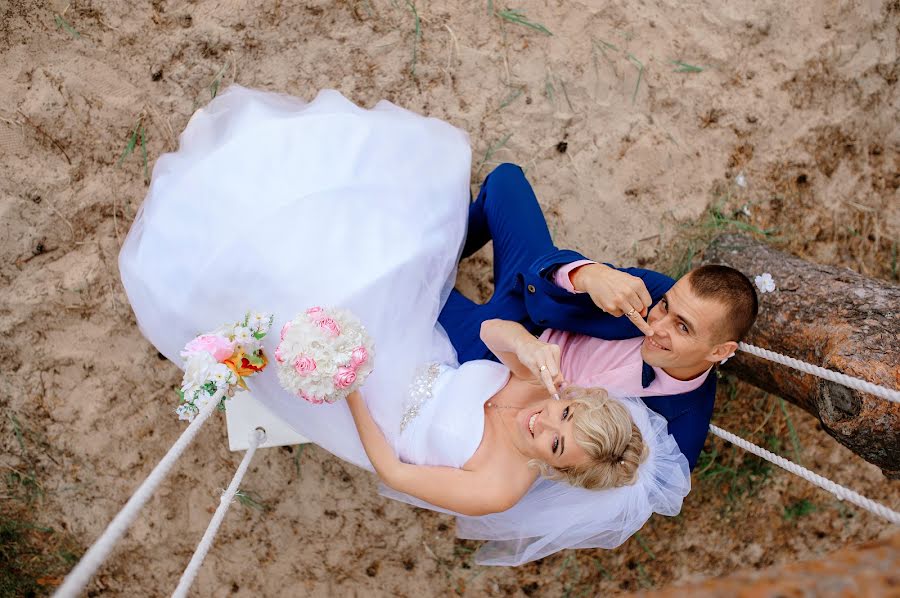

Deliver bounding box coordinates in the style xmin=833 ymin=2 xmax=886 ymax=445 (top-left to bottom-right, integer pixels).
xmin=396 ymin=360 xmax=510 ymax=468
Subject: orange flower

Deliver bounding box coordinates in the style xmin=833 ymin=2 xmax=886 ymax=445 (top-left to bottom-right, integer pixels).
xmin=224 ymin=350 xmax=268 ymax=384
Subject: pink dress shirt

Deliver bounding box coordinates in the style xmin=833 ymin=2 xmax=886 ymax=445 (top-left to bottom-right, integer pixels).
xmin=537 ymin=261 xmax=711 ymax=397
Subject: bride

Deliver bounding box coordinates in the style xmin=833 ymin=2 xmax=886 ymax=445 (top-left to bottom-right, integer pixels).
xmin=118 ymin=86 xmax=690 ymax=566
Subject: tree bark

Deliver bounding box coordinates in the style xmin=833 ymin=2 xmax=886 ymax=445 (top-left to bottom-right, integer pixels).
xmin=701 ymin=233 xmax=900 ymax=478
xmin=633 ymin=531 xmax=900 ymax=597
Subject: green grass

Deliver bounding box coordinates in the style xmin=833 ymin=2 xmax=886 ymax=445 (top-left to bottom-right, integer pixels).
xmin=235 ymin=489 xmax=268 ymax=512
xmin=626 ymin=53 xmax=644 ymax=104
xmin=695 ymin=436 xmax=774 ymax=511
xmin=405 ymin=0 xmax=421 ymax=76
xmin=783 ymin=499 xmax=817 ymax=521
xmin=634 ymin=533 xmax=656 ymax=560
xmin=117 ymin=119 xmax=142 ymax=166
xmin=209 ymin=63 xmax=229 ymax=99
xmin=498 ymin=87 xmax=523 ymax=110
xmin=662 ymin=196 xmax=779 ymax=279
xmin=2 ymin=415 xmax=83 ymax=596
xmin=54 ymin=14 xmax=80 ymax=38
xmin=495 ymin=8 xmax=552 ymax=35
xmin=672 ymin=60 xmax=703 ymax=73
xmin=778 ymin=398 xmax=804 ymax=464
xmin=592 ymin=557 xmax=613 ymax=580
xmin=476 ymin=133 xmax=512 ymax=174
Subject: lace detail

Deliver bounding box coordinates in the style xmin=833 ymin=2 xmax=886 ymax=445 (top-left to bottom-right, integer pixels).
xmin=400 ymin=362 xmax=443 ymax=433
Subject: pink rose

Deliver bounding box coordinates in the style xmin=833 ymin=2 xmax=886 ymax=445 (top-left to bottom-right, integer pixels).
xmin=274 ymin=345 xmax=285 ymax=364
xmin=316 ymin=317 xmax=341 ymax=337
xmin=350 ymin=346 xmax=369 ymax=368
xmin=292 ymin=355 xmax=317 ymax=376
xmin=306 ymin=307 xmax=324 ymax=318
xmin=333 ymin=366 xmax=357 ymax=389
xmin=298 ymin=390 xmax=324 ymax=405
xmin=280 ymin=321 xmax=293 ymax=340
xmin=182 ymin=334 xmax=234 ymax=361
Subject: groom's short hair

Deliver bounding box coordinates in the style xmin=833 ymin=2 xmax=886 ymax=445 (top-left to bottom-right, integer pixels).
xmin=687 ymin=265 xmax=758 ymax=342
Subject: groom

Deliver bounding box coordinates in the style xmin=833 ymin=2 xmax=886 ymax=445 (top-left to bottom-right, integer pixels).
xmin=438 ymin=163 xmax=759 ymax=470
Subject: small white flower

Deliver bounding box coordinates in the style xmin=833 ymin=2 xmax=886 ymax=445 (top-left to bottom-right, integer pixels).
xmin=735 ymin=172 xmax=747 ymax=188
xmin=741 ymin=204 xmax=751 ymax=217
xmin=249 ymin=312 xmax=273 ymax=335
xmin=209 ymin=363 xmax=237 ymax=389
xmin=175 ymin=404 xmax=196 ymax=422
xmin=233 ymin=326 xmax=254 ymax=345
xmin=754 ymin=272 xmax=776 ymax=293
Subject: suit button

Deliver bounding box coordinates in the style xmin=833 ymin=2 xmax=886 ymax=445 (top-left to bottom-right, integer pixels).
xmin=527 ymin=284 xmax=536 ymax=294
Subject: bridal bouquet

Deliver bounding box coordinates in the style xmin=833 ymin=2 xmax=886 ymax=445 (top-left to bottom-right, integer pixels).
xmin=275 ymin=307 xmax=375 ymax=404
xmin=175 ymin=311 xmax=273 ymax=422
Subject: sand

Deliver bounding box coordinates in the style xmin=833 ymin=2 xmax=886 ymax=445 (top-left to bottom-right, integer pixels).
xmin=1 ymin=0 xmax=898 ymax=596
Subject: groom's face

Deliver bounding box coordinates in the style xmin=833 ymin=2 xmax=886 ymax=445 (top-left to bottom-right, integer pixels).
xmin=640 ymin=275 xmax=730 ymax=371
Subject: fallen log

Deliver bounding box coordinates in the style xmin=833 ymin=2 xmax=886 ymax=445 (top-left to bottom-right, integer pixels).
xmin=701 ymin=233 xmax=900 ymax=478
xmin=632 ymin=531 xmax=900 ymax=597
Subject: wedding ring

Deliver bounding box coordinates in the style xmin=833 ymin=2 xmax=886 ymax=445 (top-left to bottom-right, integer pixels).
xmin=626 ymin=309 xmax=637 ymax=317
xmin=539 ymin=365 xmax=547 ymax=372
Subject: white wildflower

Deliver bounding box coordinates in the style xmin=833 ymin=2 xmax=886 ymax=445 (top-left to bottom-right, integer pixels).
xmin=754 ymin=272 xmax=776 ymax=293
xmin=175 ymin=404 xmax=196 ymax=422
xmin=249 ymin=312 xmax=273 ymax=334
xmin=735 ymin=172 xmax=747 ymax=188
xmin=209 ymin=363 xmax=237 ymax=389
xmin=741 ymin=204 xmax=751 ymax=217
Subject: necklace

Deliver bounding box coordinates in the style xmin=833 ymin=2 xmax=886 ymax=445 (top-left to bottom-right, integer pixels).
xmin=486 ymin=401 xmax=518 ymax=410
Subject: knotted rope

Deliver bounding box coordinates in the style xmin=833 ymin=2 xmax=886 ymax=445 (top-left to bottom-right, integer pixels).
xmin=171 ymin=427 xmax=266 ymax=598
xmin=739 ymin=342 xmax=900 ymax=403
xmin=54 ymin=391 xmax=225 ymax=598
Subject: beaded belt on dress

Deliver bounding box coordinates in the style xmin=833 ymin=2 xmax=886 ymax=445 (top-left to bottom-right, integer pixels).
xmin=399 ymin=362 xmax=443 ymax=433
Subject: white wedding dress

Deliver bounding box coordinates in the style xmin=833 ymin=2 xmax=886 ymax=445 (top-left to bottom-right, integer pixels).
xmin=119 ymin=86 xmax=690 ymax=566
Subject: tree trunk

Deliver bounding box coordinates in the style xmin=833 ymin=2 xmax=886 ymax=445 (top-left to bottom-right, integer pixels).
xmin=632 ymin=531 xmax=900 ymax=597
xmin=701 ymin=233 xmax=900 ymax=478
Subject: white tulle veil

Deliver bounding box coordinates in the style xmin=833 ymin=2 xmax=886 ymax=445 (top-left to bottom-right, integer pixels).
xmin=381 ymin=396 xmax=690 ymax=566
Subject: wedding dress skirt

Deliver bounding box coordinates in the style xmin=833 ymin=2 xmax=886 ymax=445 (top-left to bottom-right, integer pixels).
xmin=119 ymin=86 xmax=690 ymax=566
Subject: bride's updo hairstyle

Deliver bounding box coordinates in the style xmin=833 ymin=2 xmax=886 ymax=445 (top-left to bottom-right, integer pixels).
xmin=534 ymin=387 xmax=649 ymax=490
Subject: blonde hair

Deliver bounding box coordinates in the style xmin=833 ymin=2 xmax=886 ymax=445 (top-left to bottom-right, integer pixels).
xmin=530 ymin=387 xmax=649 ymax=490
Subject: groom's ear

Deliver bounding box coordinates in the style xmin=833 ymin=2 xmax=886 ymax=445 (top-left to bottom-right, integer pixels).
xmin=706 ymin=340 xmax=738 ymax=363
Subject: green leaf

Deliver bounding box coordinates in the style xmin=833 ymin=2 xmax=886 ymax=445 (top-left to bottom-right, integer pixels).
xmin=55 ymin=15 xmax=80 ymax=38
xmin=117 ymin=122 xmax=140 ymax=166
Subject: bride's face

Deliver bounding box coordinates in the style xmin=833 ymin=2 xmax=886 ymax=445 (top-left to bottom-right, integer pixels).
xmin=514 ymin=398 xmax=588 ymax=469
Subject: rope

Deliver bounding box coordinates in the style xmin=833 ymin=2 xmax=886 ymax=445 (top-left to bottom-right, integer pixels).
xmin=171 ymin=428 xmax=266 ymax=598
xmin=709 ymin=424 xmax=900 ymax=525
xmin=54 ymin=391 xmax=225 ymax=598
xmin=738 ymin=342 xmax=900 ymax=403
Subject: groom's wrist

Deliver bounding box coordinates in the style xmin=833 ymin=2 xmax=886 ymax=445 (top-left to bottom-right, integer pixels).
xmin=570 ymin=262 xmax=610 ymax=293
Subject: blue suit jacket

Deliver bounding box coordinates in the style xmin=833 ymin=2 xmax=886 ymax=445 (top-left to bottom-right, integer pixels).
xmin=520 ymin=249 xmax=715 ymax=470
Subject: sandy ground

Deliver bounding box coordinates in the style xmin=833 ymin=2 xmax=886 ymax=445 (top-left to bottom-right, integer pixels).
xmin=1 ymin=0 xmax=898 ymax=596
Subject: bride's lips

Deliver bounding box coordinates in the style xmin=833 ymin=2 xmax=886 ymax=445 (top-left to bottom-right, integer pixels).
xmin=523 ymin=409 xmax=541 ymax=438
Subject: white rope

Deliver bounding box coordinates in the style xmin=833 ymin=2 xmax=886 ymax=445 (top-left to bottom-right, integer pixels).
xmin=709 ymin=424 xmax=900 ymax=525
xmin=54 ymin=391 xmax=225 ymax=598
xmin=171 ymin=427 xmax=266 ymax=598
xmin=738 ymin=342 xmax=900 ymax=403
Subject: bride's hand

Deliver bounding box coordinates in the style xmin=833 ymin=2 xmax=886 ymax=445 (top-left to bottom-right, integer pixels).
xmin=514 ymin=336 xmax=564 ymax=399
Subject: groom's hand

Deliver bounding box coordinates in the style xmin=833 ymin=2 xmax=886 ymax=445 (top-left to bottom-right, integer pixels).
xmin=570 ymin=263 xmax=654 ymax=335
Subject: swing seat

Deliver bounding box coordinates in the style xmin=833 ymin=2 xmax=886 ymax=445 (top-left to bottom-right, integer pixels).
xmin=225 ymin=392 xmax=310 ymax=451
